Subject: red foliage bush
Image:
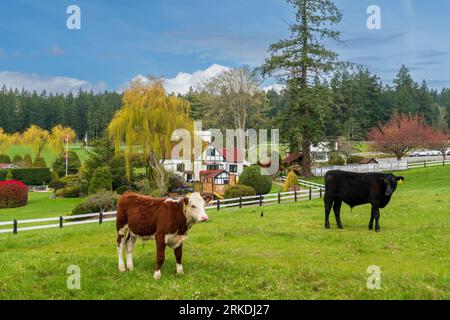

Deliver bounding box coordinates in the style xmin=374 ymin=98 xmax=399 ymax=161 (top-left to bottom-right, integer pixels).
xmin=0 ymin=180 xmax=28 ymax=209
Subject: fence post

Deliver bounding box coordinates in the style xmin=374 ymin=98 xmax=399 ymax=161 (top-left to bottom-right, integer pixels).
xmin=59 ymin=216 xmax=63 ymax=228
xmin=294 ymin=189 xmax=297 ymax=202
xmin=278 ymin=192 xmax=281 ymax=204
xmin=259 ymin=194 xmax=263 ymax=206
xmin=217 ymin=199 xmax=220 ymax=211
xmin=13 ymin=219 xmax=17 ymax=235
xmin=424 ymin=161 xmax=426 ymax=168
xmin=309 ymin=188 xmax=312 ymax=200
xmin=320 ymin=188 xmax=323 ymax=198
xmin=99 ymin=210 xmax=103 ymax=224
xmin=239 ymin=196 xmax=242 ymax=208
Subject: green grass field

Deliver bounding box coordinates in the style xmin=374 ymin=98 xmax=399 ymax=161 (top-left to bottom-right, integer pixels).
xmin=0 ymin=192 xmax=83 ymax=222
xmin=0 ymin=166 xmax=449 ymax=299
xmin=6 ymin=144 xmax=87 ymax=166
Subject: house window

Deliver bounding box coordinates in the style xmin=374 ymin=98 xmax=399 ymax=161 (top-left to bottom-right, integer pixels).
xmin=207 ymin=165 xmax=220 ymax=171
xmin=210 ymin=148 xmax=216 ymax=156
xmin=177 ymin=164 xmax=185 ymax=172
xmin=229 ymin=165 xmax=237 ymax=173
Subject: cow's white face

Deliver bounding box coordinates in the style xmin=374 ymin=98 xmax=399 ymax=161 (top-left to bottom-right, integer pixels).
xmin=184 ymin=192 xmax=210 ymax=223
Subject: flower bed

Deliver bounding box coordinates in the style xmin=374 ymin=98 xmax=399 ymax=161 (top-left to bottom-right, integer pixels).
xmin=0 ymin=180 xmax=29 ymax=209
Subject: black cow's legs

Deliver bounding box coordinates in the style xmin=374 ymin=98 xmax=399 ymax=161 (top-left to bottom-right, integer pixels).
xmin=324 ymin=197 xmax=333 ymax=229
xmin=333 ymin=199 xmax=343 ymax=229
xmin=368 ymin=212 xmax=375 ymax=230
xmin=370 ymin=204 xmax=381 ymax=232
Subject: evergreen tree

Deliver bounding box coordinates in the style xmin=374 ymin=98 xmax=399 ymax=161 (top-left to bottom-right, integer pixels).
xmin=261 ymin=0 xmax=342 ymax=177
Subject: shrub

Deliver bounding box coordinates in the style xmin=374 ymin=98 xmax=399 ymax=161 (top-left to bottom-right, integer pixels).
xmin=0 ymin=168 xmax=51 ymax=185
xmin=55 ymin=186 xmax=81 ymax=198
xmin=238 ymin=165 xmax=272 ymax=195
xmin=328 ymin=154 xmax=345 ymax=166
xmin=0 ymin=154 xmax=11 ymax=164
xmin=88 ymin=166 xmax=112 ymax=195
xmin=12 ymin=155 xmax=23 ymax=167
xmin=33 ymin=156 xmax=47 ymax=168
xmin=167 ymin=173 xmax=184 ymax=193
xmin=134 ymin=179 xmax=152 ymax=195
xmin=347 ymin=155 xmax=365 ymax=164
xmin=23 ymin=154 xmax=33 ymax=168
xmin=52 ymin=151 xmax=81 ymax=177
xmin=224 ymin=184 xmax=256 ymax=199
xmin=116 ymin=185 xmax=130 ymax=195
xmin=71 ymin=191 xmax=119 ymax=216
xmin=48 ymin=171 xmax=65 ymax=191
xmin=283 ymin=172 xmax=299 ymax=192
xmin=5 ymin=171 xmax=13 ymax=181
xmin=0 ymin=180 xmax=28 ymax=209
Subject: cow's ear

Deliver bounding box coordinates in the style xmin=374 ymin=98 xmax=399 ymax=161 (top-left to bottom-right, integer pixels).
xmin=202 ymin=194 xmax=213 ymax=204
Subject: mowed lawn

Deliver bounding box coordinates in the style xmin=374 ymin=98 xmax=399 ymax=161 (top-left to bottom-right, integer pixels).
xmin=0 ymin=166 xmax=449 ymax=299
xmin=0 ymin=192 xmax=83 ymax=222
xmin=6 ymin=144 xmax=87 ymax=165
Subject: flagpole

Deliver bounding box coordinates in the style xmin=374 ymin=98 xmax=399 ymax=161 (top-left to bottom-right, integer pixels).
xmin=65 ymin=134 xmax=69 ymax=177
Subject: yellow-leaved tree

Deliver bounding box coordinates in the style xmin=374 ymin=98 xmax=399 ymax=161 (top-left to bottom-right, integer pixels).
xmin=108 ymin=79 xmax=193 ymax=193
xmin=283 ymin=171 xmax=299 ymax=192
xmin=49 ymin=125 xmax=77 ymax=154
xmin=0 ymin=128 xmax=11 ymax=154
xmin=23 ymin=125 xmax=50 ymax=156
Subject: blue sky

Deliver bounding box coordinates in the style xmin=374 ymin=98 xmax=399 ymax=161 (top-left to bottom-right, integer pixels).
xmin=1 ymin=0 xmax=450 ymax=93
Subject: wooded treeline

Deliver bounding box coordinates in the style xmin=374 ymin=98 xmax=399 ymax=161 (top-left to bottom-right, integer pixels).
xmin=0 ymin=87 xmax=122 ymax=139
xmin=0 ymin=65 xmax=449 ymax=143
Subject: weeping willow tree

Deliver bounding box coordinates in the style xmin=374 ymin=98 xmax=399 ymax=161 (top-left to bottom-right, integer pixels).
xmin=108 ymin=79 xmax=193 ymax=193
xmin=49 ymin=125 xmax=77 ymax=154
xmin=23 ymin=125 xmax=50 ymax=157
xmin=0 ymin=128 xmax=11 ymax=154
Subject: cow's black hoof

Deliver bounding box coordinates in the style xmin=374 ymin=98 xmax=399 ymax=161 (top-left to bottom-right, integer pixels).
xmin=375 ymin=228 xmax=380 ymax=233
xmin=338 ymin=225 xmax=344 ymax=229
xmin=368 ymin=225 xmax=373 ymax=230
xmin=325 ymin=224 xmax=331 ymax=229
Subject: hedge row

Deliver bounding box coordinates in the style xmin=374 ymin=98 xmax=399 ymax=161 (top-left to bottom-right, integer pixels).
xmin=0 ymin=168 xmax=51 ymax=186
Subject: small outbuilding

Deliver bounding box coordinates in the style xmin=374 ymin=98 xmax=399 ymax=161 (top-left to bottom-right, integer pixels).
xmin=359 ymin=158 xmax=379 ymax=165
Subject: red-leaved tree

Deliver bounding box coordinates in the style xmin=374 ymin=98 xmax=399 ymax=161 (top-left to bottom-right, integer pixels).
xmin=424 ymin=129 xmax=450 ymax=160
xmin=368 ymin=113 xmax=429 ymax=161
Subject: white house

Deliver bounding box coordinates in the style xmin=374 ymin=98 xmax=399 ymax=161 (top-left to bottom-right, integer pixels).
xmin=163 ymin=131 xmax=247 ymax=182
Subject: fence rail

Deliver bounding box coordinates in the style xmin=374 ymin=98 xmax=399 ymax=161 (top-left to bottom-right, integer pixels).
xmin=312 ymin=158 xmax=450 ymax=176
xmin=0 ymin=187 xmax=325 ymax=235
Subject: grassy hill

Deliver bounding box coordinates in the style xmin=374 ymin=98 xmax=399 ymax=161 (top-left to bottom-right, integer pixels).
xmin=5 ymin=144 xmax=87 ymax=166
xmin=0 ymin=165 xmax=449 ymax=299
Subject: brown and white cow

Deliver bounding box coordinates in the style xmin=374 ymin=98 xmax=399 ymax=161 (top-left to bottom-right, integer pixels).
xmin=116 ymin=192 xmax=211 ymax=279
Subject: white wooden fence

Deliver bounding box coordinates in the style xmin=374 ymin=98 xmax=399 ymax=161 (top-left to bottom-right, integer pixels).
xmin=312 ymin=161 xmax=408 ymax=176
xmin=0 ymin=186 xmax=325 ymax=235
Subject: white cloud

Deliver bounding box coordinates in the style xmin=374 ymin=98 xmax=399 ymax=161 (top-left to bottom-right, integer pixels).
xmin=262 ymin=84 xmax=285 ymax=93
xmin=0 ymin=71 xmax=107 ymax=94
xmin=125 ymin=64 xmax=231 ymax=95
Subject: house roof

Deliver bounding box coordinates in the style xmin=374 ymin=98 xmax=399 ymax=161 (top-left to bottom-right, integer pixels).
xmin=220 ymin=147 xmax=244 ymax=163
xmin=283 ymin=152 xmax=303 ymax=164
xmin=0 ymin=163 xmax=16 ymax=169
xmin=200 ymin=170 xmax=228 ymax=179
xmin=359 ymin=158 xmax=378 ymax=164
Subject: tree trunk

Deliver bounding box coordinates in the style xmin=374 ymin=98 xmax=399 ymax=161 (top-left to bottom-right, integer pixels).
xmin=301 ymin=137 xmax=313 ymax=178
xmin=396 ymin=154 xmax=402 ymax=161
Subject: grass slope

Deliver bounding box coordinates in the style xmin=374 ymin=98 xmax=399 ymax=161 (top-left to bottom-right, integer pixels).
xmin=0 ymin=166 xmax=449 ymax=299
xmin=6 ymin=144 xmax=87 ymax=166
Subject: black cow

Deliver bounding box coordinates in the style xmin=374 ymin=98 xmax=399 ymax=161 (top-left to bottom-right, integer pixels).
xmin=323 ymin=171 xmax=404 ymax=232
